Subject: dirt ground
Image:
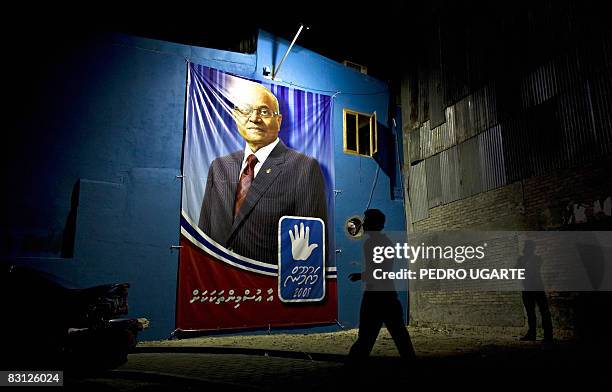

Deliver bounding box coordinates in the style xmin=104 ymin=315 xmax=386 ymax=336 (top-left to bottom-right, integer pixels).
xmin=138 ymin=325 xmax=560 ymax=358
xmin=62 ymin=326 xmax=609 ymax=390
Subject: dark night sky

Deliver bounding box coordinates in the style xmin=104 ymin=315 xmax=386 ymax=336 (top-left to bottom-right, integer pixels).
xmin=15 ymin=1 xmax=601 ymax=89
xmin=5 ymin=2 xmax=445 ymax=85
xmin=100 ymin=15 xmax=410 ymax=83
xmin=27 ymin=4 xmax=432 ymax=84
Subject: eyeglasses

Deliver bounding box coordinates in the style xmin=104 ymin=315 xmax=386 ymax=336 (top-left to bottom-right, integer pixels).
xmin=233 ymin=105 xmax=279 ymax=118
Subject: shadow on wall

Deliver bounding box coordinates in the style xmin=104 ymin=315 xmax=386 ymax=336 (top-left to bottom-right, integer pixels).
xmin=373 ymin=121 xmax=399 ymax=199
xmin=61 ymin=181 xmax=80 ymax=258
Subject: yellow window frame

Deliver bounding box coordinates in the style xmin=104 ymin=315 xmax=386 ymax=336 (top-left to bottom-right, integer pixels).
xmin=343 ymin=109 xmax=378 ymax=157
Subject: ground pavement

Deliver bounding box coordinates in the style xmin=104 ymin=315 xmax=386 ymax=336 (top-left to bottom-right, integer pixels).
xmin=64 ymin=326 xmax=611 ymax=390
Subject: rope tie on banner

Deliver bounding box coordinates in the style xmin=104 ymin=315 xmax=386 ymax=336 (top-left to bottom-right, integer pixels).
xmin=365 ymin=166 xmax=381 ymax=210
xmin=335 ymin=319 xmax=346 ymax=330
xmin=331 ymin=91 xmax=341 ymax=99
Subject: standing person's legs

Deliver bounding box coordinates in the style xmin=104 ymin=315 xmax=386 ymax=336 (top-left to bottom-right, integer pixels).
xmin=521 ymin=291 xmax=537 ymax=340
xmin=348 ymin=292 xmax=383 ymax=360
xmin=535 ymin=292 xmax=553 ymax=340
xmin=383 ymin=295 xmax=416 ymax=359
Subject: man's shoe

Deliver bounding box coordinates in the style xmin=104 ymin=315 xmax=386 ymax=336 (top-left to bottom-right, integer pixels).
xmin=520 ymin=333 xmax=536 ymax=341
xmin=542 ymin=336 xmax=554 ymax=344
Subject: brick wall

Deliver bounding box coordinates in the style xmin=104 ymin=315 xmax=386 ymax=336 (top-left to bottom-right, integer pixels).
xmin=409 ymin=183 xmax=528 ymax=328
xmin=413 ymin=182 xmax=527 ymax=232
xmin=408 ymin=157 xmax=612 ymax=335
xmin=522 ymin=158 xmax=612 ymax=230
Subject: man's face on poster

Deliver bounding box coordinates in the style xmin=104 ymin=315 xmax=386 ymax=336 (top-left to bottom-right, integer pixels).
xmin=233 ymin=85 xmax=283 ymax=150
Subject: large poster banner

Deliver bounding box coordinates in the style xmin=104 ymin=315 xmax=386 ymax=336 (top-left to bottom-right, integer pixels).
xmin=177 ymin=63 xmax=337 ymax=332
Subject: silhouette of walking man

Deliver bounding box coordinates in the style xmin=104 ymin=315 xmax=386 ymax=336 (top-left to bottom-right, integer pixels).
xmin=517 ymin=240 xmax=553 ymax=343
xmin=347 ymin=209 xmax=416 ymax=362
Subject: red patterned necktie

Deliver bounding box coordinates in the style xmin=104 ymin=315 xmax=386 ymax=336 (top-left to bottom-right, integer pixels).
xmin=234 ymin=154 xmax=258 ymax=219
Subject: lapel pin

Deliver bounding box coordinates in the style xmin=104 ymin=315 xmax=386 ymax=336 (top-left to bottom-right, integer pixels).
xmin=265 ymin=168 xmax=272 ymax=174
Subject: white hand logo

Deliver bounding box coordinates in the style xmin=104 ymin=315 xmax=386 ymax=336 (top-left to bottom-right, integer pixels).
xmin=288 ymin=222 xmax=319 ymax=261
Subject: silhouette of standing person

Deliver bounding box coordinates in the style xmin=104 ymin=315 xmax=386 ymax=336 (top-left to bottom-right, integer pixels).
xmin=347 ymin=209 xmax=416 ymax=362
xmin=517 ymin=240 xmax=553 ymax=343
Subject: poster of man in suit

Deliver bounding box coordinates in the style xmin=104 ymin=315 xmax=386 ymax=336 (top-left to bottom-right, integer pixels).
xmin=176 ymin=63 xmax=337 ymax=332
xmin=197 ymin=80 xmax=328 ymax=265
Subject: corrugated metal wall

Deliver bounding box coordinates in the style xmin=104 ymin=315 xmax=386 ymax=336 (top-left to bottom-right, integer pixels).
xmin=440 ymin=147 xmax=460 ymax=204
xmin=409 ymin=162 xmax=428 ymax=221
xmin=590 ymin=73 xmax=612 ymax=156
xmin=458 ymin=137 xmax=482 ymax=198
xmin=478 ymin=125 xmax=506 ymax=191
xmin=425 ymin=154 xmax=442 ymax=208
xmin=403 ymin=1 xmax=611 ymax=223
xmin=421 ymin=125 xmax=508 ymax=213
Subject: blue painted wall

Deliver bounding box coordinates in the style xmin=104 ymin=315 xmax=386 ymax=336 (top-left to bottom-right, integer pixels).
xmin=3 ymin=30 xmax=406 ymax=339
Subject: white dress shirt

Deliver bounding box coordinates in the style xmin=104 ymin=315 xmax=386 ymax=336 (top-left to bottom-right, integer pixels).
xmin=240 ymin=138 xmax=280 ymax=179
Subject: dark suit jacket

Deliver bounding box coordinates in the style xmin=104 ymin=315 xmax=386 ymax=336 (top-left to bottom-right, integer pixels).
xmin=198 ymin=141 xmax=328 ymax=264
